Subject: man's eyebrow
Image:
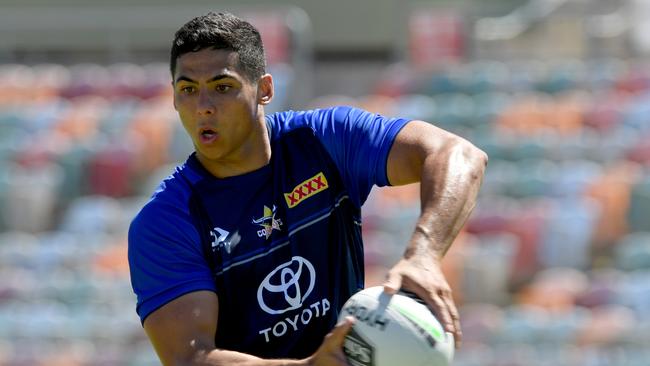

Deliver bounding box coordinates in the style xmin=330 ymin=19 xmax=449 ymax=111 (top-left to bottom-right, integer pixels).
xmin=208 ymin=74 xmax=232 ymax=83
xmin=174 ymin=74 xmax=233 ymax=84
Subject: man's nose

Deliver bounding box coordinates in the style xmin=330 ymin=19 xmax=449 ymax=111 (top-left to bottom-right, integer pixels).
xmin=197 ymin=90 xmax=215 ymax=115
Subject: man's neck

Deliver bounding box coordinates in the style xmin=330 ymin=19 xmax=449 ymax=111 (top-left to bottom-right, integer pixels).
xmin=197 ymin=124 xmax=272 ymax=179
xmin=197 ymin=150 xmax=271 ymax=178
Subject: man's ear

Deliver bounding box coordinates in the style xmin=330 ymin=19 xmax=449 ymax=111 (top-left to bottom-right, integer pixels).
xmin=257 ymin=74 xmax=274 ymax=105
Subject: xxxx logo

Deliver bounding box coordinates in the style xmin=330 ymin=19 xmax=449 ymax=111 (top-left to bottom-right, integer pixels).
xmin=284 ymin=172 xmax=329 ymax=208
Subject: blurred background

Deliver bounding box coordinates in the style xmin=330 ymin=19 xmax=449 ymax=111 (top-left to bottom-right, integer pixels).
xmin=1 ymin=0 xmax=650 ymax=365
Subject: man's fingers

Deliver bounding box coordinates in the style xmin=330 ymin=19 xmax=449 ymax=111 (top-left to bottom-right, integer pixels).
xmin=383 ymin=263 xmax=462 ymax=350
xmin=325 ymin=316 xmax=355 ymax=348
xmin=394 ymin=276 xmax=454 ymax=334
xmin=428 ymin=293 xmax=455 ymax=334
xmin=310 ymin=317 xmax=355 ymax=366
xmin=442 ymin=294 xmax=462 ymax=348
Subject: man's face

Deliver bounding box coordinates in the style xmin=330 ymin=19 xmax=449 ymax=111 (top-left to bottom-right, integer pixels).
xmin=173 ymin=48 xmax=271 ymax=175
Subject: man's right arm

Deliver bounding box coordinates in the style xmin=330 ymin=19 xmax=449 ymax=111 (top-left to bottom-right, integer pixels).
xmin=142 ymin=290 xmax=354 ymax=366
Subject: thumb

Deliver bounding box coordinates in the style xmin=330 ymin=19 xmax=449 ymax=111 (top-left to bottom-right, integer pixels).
xmin=327 ymin=316 xmax=355 ymax=347
xmin=383 ymin=270 xmax=402 ymax=295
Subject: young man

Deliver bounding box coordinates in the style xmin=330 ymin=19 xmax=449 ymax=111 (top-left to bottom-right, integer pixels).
xmin=128 ymin=11 xmax=487 ymax=366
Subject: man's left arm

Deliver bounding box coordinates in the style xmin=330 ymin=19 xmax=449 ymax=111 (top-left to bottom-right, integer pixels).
xmin=381 ymin=120 xmax=488 ymax=348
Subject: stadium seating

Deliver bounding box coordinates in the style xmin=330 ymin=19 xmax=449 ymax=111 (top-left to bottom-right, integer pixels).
xmin=2 ymin=57 xmax=650 ymax=365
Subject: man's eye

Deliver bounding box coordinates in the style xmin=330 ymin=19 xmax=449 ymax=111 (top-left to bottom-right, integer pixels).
xmin=216 ymin=85 xmax=232 ymax=93
xmin=179 ymin=86 xmax=195 ymax=93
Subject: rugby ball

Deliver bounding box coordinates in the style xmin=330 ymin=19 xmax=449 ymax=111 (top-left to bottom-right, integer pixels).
xmin=338 ymin=286 xmax=454 ymax=366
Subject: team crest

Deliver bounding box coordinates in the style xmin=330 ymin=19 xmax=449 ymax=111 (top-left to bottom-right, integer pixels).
xmin=252 ymin=205 xmax=283 ymax=239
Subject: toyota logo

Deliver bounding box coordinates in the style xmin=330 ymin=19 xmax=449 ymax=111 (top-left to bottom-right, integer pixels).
xmin=257 ymin=256 xmax=316 ymax=315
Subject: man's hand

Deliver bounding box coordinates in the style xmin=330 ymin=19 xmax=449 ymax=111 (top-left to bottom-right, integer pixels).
xmin=383 ymin=255 xmax=461 ymax=348
xmin=305 ymin=316 xmax=355 ymax=366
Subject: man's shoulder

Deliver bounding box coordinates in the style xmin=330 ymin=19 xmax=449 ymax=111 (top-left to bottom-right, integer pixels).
xmin=265 ymin=106 xmax=360 ymax=137
xmin=266 ymin=106 xmax=359 ymax=122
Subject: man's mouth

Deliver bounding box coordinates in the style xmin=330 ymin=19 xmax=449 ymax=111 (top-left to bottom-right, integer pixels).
xmin=199 ymin=128 xmax=218 ymax=143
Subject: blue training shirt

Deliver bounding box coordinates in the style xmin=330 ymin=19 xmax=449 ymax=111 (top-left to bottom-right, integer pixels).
xmin=128 ymin=106 xmax=409 ymax=358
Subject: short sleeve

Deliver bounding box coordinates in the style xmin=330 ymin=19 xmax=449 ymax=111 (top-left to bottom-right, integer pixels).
xmin=128 ymin=199 xmax=216 ymax=324
xmin=270 ymin=106 xmax=409 ymax=207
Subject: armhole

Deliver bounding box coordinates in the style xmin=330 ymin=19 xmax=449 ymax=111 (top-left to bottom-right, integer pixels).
xmin=381 ymin=118 xmax=412 ymax=187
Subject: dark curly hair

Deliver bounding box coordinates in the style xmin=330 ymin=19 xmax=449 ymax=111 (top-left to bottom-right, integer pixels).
xmin=170 ymin=12 xmax=266 ymax=82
